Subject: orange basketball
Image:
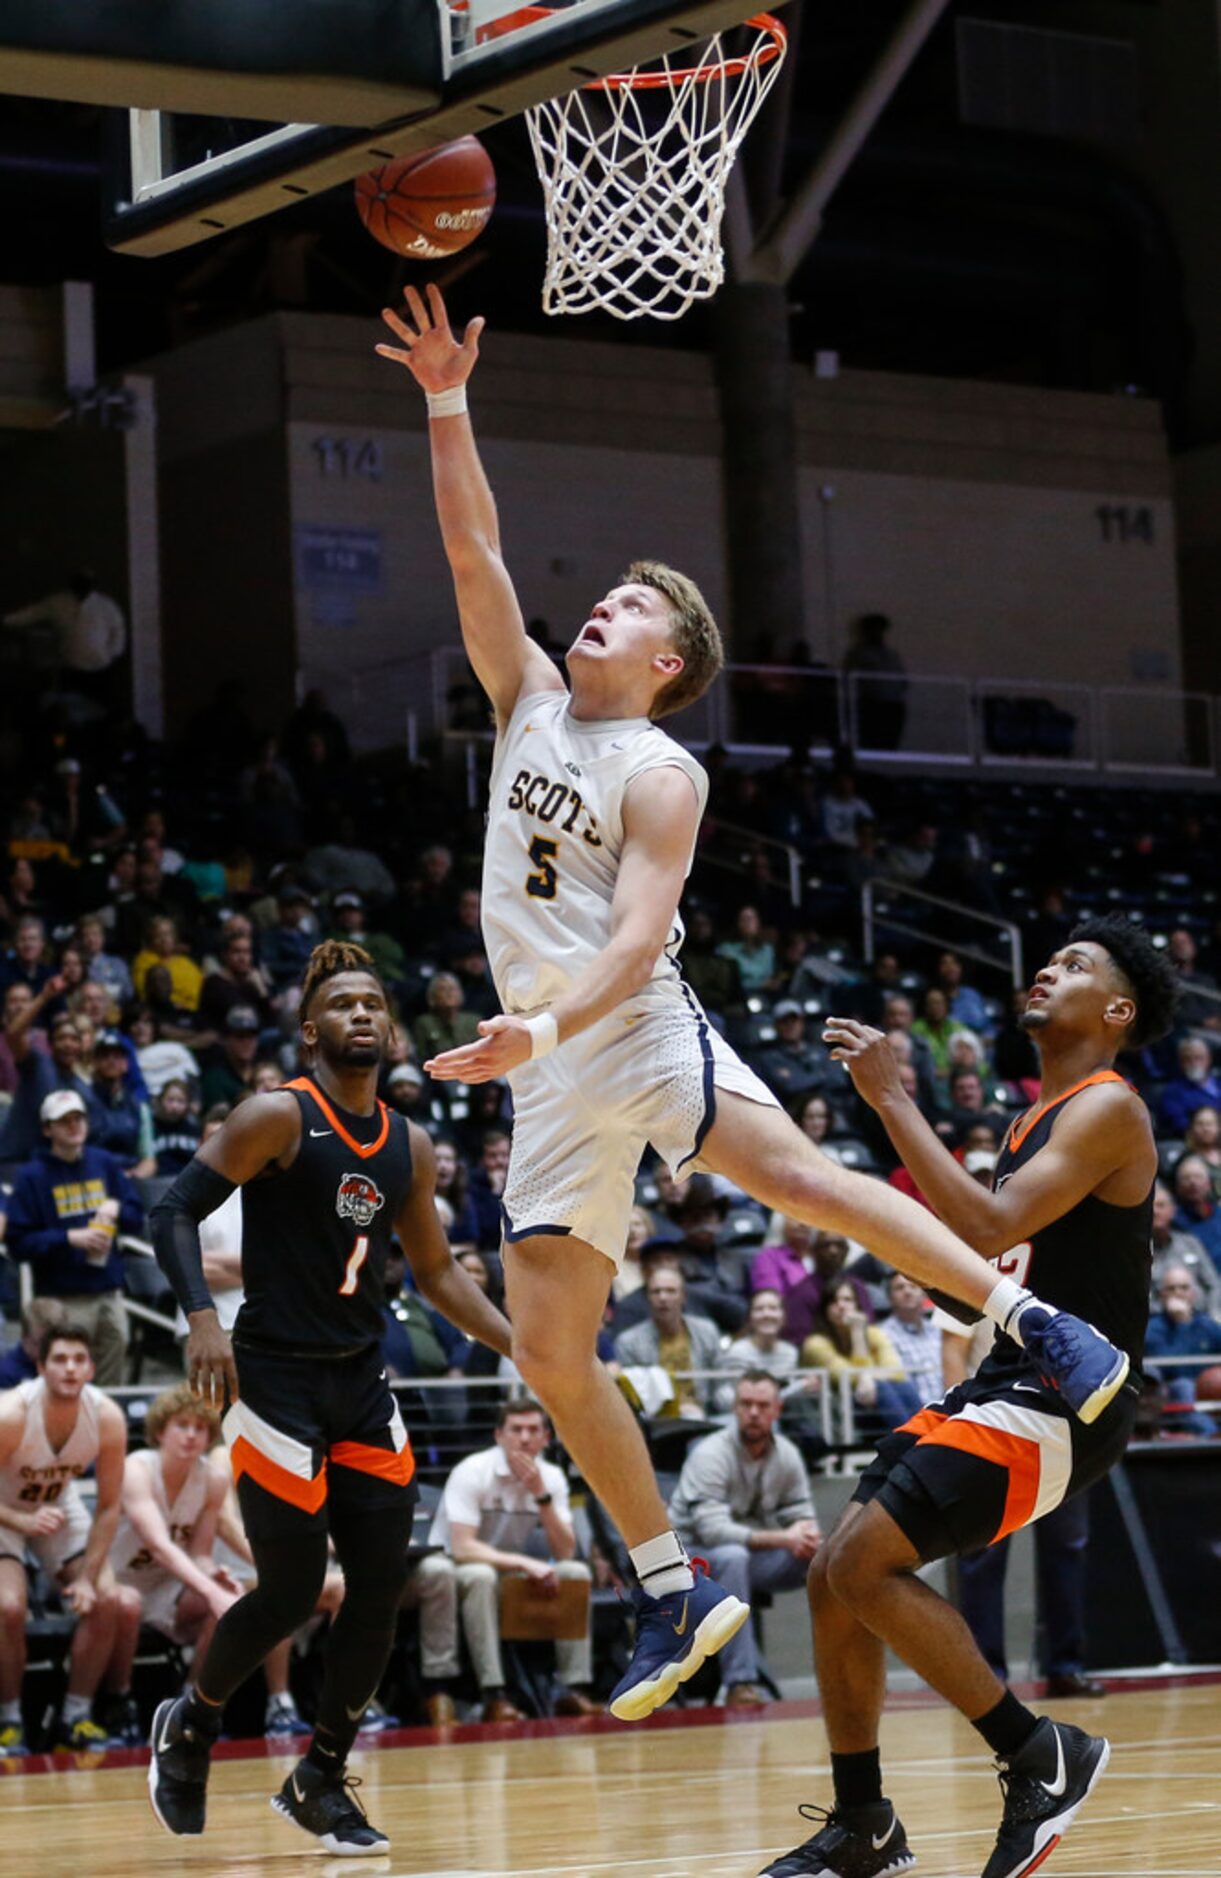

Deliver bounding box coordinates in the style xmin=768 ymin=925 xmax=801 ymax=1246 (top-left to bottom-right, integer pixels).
xmin=354 ymin=136 xmax=496 ymax=260
xmin=1195 ymin=1363 xmax=1221 ymax=1401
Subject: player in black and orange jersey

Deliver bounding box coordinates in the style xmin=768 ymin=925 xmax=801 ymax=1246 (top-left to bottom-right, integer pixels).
xmin=760 ymin=916 xmax=1178 ymax=1878
xmin=148 ymin=941 xmax=511 ymax=1855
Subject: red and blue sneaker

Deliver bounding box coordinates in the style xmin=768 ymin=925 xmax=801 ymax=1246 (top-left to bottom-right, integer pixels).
xmin=609 ymin=1560 xmax=749 ymax=1722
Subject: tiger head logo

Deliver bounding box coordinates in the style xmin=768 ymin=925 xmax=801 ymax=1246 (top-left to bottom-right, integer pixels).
xmin=335 ymin=1172 xmax=385 ymax=1230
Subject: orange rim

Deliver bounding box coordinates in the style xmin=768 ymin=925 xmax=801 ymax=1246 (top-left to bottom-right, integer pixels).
xmin=471 ymin=6 xmax=786 ymax=90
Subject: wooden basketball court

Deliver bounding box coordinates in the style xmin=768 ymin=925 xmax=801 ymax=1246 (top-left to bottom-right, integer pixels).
xmin=2 ymin=1680 xmax=1218 ymax=1876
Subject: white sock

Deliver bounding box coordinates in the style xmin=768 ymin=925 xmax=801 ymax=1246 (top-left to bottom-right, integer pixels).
xmin=61 ymin=1692 xmax=91 ymax=1725
xmin=0 ymin=1699 xmax=21 ymax=1725
xmin=983 ymin=1277 xmax=1048 ymax=1344
xmin=266 ymin=1692 xmax=297 ymax=1715
xmin=630 ymin=1530 xmax=694 ymax=1598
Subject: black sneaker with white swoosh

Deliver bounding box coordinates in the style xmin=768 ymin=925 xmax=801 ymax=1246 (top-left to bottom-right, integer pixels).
xmin=270 ymin=1759 xmax=389 ymax=1854
xmin=981 ymin=1717 xmax=1110 ymax=1878
xmin=758 ymin=1800 xmax=915 ymax=1876
xmin=147 ymin=1695 xmax=214 ymax=1836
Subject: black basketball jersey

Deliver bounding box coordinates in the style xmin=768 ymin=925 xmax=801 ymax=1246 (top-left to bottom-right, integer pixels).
xmin=990 ymin=1069 xmax=1152 ymax=1371
xmin=233 ymin=1076 xmax=413 ymax=1353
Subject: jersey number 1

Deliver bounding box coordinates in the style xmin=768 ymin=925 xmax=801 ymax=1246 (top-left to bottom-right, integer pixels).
xmin=339 ymin=1234 xmax=369 ymax=1296
xmin=525 ymin=835 xmax=559 ymax=900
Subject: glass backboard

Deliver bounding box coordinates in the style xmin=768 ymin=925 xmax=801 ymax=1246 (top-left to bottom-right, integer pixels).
xmin=104 ymin=0 xmax=765 ymax=256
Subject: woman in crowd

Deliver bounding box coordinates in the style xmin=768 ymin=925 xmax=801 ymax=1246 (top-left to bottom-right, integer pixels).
xmin=800 ymin=1277 xmax=920 ymax=1435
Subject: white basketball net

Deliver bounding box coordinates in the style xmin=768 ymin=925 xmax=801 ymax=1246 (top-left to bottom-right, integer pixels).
xmin=526 ymin=14 xmax=787 ymax=321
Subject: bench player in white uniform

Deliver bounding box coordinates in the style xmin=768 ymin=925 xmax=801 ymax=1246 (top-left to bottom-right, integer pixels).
xmin=0 ymin=1323 xmax=128 ymax=1753
xmin=377 ymin=285 xmax=1134 ymax=1722
xmin=104 ymin=1384 xmax=241 ymax=1743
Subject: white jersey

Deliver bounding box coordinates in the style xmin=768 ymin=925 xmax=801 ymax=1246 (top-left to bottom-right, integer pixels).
xmin=482 ymin=688 xmax=708 ymax=1012
xmin=0 ymin=1378 xmax=102 ymax=1511
xmin=111 ymin=1446 xmax=211 ymax=1587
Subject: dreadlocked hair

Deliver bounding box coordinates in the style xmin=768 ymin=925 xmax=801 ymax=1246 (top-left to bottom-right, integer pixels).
xmin=1068 ymin=915 xmax=1180 ymax=1049
xmin=300 ymin=939 xmax=379 ymax=1017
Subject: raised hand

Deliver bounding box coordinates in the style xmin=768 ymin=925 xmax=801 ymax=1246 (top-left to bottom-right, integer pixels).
xmin=376 ymin=282 xmax=485 ymax=393
xmin=821 ymin=1016 xmax=905 ymax=1111
xmin=424 ymin=1014 xmax=533 ymax=1084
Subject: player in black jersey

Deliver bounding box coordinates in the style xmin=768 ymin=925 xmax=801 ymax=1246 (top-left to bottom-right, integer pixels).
xmin=147 ymin=941 xmax=512 ymax=1855
xmin=759 ymin=917 xmax=1178 ymax=1878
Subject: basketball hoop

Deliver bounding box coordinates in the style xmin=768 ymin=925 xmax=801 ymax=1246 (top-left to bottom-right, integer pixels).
xmin=497 ymin=10 xmax=788 ymax=321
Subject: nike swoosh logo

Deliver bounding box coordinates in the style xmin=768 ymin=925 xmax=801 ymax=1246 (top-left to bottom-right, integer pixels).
xmin=672 ymin=1598 xmax=689 ymax=1637
xmin=872 ymin=1817 xmax=897 ymax=1851
xmin=156 ymin=1714 xmax=175 ymax=1756
xmin=1041 ymin=1729 xmax=1068 ymax=1798
xmin=291 ymin=1774 xmax=307 ymax=1803
xmin=1012 ymin=1383 xmax=1045 ymax=1395
xmin=310 ymin=1128 xmax=333 ymax=1137
xmin=345 ymin=1699 xmax=371 ymax=1722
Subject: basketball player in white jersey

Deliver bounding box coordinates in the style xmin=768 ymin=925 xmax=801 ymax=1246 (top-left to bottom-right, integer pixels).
xmin=0 ymin=1324 xmax=128 ymax=1753
xmin=377 ymin=285 xmax=1133 ymax=1720
xmin=104 ymin=1384 xmax=241 ymax=1744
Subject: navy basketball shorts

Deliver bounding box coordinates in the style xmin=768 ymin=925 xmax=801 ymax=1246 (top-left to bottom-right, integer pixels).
xmin=223 ymin=1339 xmax=416 ymax=1539
xmin=852 ymin=1361 xmax=1139 ymax=1563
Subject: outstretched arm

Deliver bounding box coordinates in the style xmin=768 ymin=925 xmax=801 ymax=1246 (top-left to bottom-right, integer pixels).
xmin=377 ymin=283 xmax=564 ymax=727
xmin=423 ymin=764 xmax=701 ymax=1083
xmin=821 ymin=1019 xmax=1155 ymax=1254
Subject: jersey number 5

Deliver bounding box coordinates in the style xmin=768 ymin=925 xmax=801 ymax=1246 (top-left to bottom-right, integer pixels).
xmin=525 ymin=835 xmax=559 ymax=900
xmin=339 ymin=1234 xmax=369 ymax=1296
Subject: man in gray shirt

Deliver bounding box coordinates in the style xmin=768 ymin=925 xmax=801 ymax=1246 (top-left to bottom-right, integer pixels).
xmin=668 ymin=1371 xmax=820 ymax=1706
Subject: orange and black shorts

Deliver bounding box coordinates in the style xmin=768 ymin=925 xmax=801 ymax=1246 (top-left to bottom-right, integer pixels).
xmin=223 ymin=1338 xmax=416 ymax=1538
xmin=852 ymin=1359 xmax=1138 ymax=1563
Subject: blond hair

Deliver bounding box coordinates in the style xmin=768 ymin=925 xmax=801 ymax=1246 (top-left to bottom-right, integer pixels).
xmin=624 ymin=559 xmax=724 ymax=720
xmin=144 ymin=1383 xmax=222 ymax=1449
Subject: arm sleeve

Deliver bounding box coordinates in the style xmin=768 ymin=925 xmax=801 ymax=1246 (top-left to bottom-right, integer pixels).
xmin=149 ymin=1158 xmax=239 ymax=1316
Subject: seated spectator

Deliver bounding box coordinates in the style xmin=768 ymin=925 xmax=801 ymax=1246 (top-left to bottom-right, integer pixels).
xmin=910 ymin=987 xmax=973 ymax=1105
xmin=668 ymin=1372 xmax=820 ymax=1707
xmin=5 ymin=1090 xmax=143 ymax=1385
xmin=56 ymin=943 xmax=89 ymax=1017
xmin=819 ymin=765 xmax=874 ymax=851
xmin=0 ymin=1297 xmax=68 ymax=1390
xmin=0 ymin=914 xmax=54 ymax=1003
xmin=328 ymin=890 xmax=406 ymax=990
xmin=790 ymin=1091 xmax=852 ymax=1164
xmin=140 ymin=964 xmax=203 ymax=1044
xmin=72 ymin=975 xmax=119 ymax=1035
xmin=1150 ymin=1179 xmax=1221 ymax=1315
xmin=1171 ymin=1154 xmax=1221 ymax=1274
xmin=886 ymin=821 xmax=940 ymax=888
xmin=445 ymin=933 xmax=500 ymax=1023
xmin=991 ymin=985 xmax=1042 ymax=1095
xmin=0 ymin=982 xmax=40 ymax=1101
xmin=1144 ymin=1263 xmax=1221 ymax=1437
xmin=0 ymin=1004 xmax=105 ymax=1164
xmin=717 ymin=1288 xmax=806 ymax=1411
xmin=935 ymin=949 xmax=994 ymax=1037
xmin=1181 ymin=1105 xmax=1221 ymax=1186
xmin=679 ymin=906 xmax=743 ymax=1019
xmin=1158 ymin=1036 xmax=1221 ymax=1139
xmin=103 ymin=1385 xmax=241 ymax=1745
xmin=126 ymin=1003 xmax=201 ymax=1102
xmin=944 ymin=1066 xmax=1009 ymax=1146
xmin=418 ymin=1400 xmax=597 ymax=1721
xmin=801 ymin=1278 xmax=920 ymax=1435
xmin=752 ymin=1220 xmax=875 ymax=1346
xmin=715 ymin=904 xmax=776 ymax=996
xmin=453 ymin=1078 xmax=515 ymax=1163
xmin=90 ymin=1029 xmax=155 ymax=1176
xmin=384 ymin=1061 xmax=429 ymax=1123
xmin=198 ymin=1004 xmax=264 ymax=1109
xmin=881 ymin=993 xmax=939 ymax=1110
xmin=467 ymin=1127 xmax=512 ymax=1252
xmin=305 ymin=814 xmax=397 ymax=903
xmin=748 ymin=1001 xmax=835 ymax=1105
xmin=879 ymin=1271 xmax=945 ymax=1406
xmin=198 ymin=924 xmax=275 ymax=1034
xmin=259 ymin=884 xmax=318 ymax=994
xmin=413 ymin=972 xmax=481 ymax=1064
xmin=151 ymin=1079 xmax=203 ymax=1179
xmin=132 ymin=915 xmax=203 ymax=1014
xmin=431 ymin=1137 xmax=479 ymax=1244
xmin=0 ymin=1323 xmax=129 ymax=1752
xmin=380 ymin=1248 xmax=469 ymax=1420
xmin=636 ymin=1176 xmax=747 ymax=1333
xmin=613 ymin=1265 xmax=723 ymax=1417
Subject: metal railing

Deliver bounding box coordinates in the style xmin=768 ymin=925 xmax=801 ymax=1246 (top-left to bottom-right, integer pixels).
xmin=862 ymin=877 xmax=1025 ymax=986
xmin=374 ymin=648 xmax=1221 ymax=783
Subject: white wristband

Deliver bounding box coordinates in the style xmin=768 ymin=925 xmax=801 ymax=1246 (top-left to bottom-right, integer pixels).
xmin=523 ymin=1012 xmax=559 ymax=1060
xmin=426 ymin=385 xmax=468 ymax=419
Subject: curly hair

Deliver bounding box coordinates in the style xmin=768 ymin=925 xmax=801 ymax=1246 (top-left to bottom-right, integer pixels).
xmin=299 ymin=939 xmax=379 ymax=1018
xmin=144 ymin=1382 xmax=222 ymax=1449
xmin=1068 ymin=915 xmax=1180 ymax=1050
